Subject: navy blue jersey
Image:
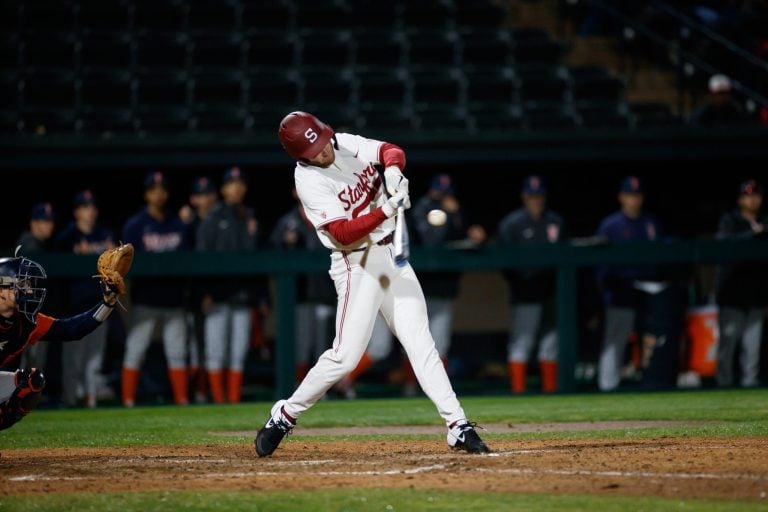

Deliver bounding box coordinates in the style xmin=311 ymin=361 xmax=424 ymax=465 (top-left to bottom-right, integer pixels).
xmin=122 ymin=207 xmax=189 ymax=307
xmin=55 ymin=222 xmax=114 ymax=310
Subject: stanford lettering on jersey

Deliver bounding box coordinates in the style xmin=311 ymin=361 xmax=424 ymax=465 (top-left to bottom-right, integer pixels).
xmin=142 ymin=232 xmax=183 ymax=252
xmin=338 ymin=166 xmax=382 ymax=218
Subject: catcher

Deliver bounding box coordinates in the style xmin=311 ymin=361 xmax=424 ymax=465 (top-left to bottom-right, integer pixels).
xmin=0 ymin=244 xmax=133 ymax=430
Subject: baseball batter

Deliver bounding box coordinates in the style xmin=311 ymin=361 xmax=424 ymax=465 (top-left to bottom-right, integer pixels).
xmin=255 ymin=111 xmax=489 ymax=456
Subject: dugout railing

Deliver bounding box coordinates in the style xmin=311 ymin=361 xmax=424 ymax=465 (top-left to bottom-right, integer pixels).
xmin=35 ymin=238 xmax=768 ymax=398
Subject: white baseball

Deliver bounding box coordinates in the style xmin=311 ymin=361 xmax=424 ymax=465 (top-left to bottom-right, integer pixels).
xmin=427 ymin=209 xmax=447 ymax=226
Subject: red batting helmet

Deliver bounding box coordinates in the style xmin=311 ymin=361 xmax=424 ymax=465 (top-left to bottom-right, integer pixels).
xmin=278 ymin=111 xmax=334 ymax=161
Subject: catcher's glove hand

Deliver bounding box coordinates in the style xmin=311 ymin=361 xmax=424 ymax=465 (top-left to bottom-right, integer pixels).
xmin=94 ymin=242 xmax=134 ymax=299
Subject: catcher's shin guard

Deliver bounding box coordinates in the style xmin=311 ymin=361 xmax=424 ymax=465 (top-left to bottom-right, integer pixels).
xmin=0 ymin=368 xmax=46 ymax=431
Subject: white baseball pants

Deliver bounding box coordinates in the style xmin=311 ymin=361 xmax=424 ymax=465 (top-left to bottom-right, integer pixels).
xmin=204 ymin=304 xmax=252 ymax=372
xmin=283 ymin=244 xmax=467 ymax=426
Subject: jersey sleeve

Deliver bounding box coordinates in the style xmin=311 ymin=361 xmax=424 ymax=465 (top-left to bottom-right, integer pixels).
xmin=336 ymin=133 xmax=383 ymax=165
xmin=295 ymin=168 xmax=347 ymax=229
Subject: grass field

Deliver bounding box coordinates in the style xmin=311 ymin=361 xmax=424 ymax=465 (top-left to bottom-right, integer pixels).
xmin=1 ymin=389 xmax=767 ymax=511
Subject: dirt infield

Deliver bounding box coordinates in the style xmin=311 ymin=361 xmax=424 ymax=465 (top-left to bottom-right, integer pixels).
xmin=2 ymin=422 xmax=767 ymax=501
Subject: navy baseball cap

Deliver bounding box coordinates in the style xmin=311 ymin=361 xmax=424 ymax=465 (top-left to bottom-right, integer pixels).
xmin=223 ymin=166 xmax=246 ymax=184
xmin=739 ymin=179 xmax=762 ymax=196
xmin=30 ymin=201 xmax=55 ymax=221
xmin=73 ymin=189 xmax=97 ymax=208
xmin=191 ymin=176 xmax=216 ymax=195
xmin=619 ymin=176 xmax=643 ymax=194
xmin=430 ymin=174 xmax=453 ymax=194
xmin=522 ymin=175 xmax=546 ymax=196
xmin=144 ymin=171 xmax=168 ymax=191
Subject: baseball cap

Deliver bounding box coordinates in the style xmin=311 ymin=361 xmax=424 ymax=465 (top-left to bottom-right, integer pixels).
xmin=30 ymin=201 xmax=55 ymax=221
xmin=222 ymin=166 xmax=246 ymax=184
xmin=73 ymin=189 xmax=97 ymax=208
xmin=191 ymin=176 xmax=216 ymax=195
xmin=144 ymin=171 xmax=168 ymax=191
xmin=739 ymin=179 xmax=762 ymax=196
xmin=708 ymin=74 xmax=732 ymax=94
xmin=619 ymin=175 xmax=643 ymax=194
xmin=522 ymin=175 xmax=546 ymax=196
xmin=430 ymin=174 xmax=453 ymax=194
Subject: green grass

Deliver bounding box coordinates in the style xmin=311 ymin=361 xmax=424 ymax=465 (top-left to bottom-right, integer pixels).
xmin=2 ymin=389 xmax=766 ymax=511
xmin=1 ymin=388 xmax=766 ymax=449
xmin=0 ymin=489 xmax=764 ymax=512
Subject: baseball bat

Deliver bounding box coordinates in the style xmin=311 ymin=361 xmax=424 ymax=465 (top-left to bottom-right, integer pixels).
xmin=394 ymin=206 xmax=409 ymax=267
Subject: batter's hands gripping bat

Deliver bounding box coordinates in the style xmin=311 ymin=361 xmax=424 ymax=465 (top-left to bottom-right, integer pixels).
xmin=394 ymin=206 xmax=409 ymax=267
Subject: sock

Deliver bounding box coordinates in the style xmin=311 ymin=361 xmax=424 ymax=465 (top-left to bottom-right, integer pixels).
xmin=227 ymin=370 xmax=243 ymax=403
xmin=540 ymin=360 xmax=558 ymax=393
xmin=208 ymin=370 xmax=225 ymax=404
xmin=509 ymin=361 xmax=527 ymax=394
xmin=121 ymin=367 xmax=140 ymax=407
xmin=168 ymin=368 xmax=189 ymax=405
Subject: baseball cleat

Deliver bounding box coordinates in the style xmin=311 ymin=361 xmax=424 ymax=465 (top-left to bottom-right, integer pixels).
xmin=447 ymin=420 xmax=490 ymax=454
xmin=255 ymin=399 xmax=296 ymax=457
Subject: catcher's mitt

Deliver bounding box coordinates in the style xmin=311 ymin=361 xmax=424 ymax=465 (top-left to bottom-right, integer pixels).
xmin=95 ymin=242 xmax=134 ymax=296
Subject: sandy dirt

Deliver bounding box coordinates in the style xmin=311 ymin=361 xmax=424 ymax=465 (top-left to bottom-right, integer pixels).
xmin=1 ymin=421 xmax=766 ymax=502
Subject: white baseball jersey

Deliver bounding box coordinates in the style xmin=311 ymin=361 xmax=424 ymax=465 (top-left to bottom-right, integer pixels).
xmin=294 ymin=133 xmax=396 ymax=251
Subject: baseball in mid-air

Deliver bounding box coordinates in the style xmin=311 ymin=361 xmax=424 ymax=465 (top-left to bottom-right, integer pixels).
xmin=427 ymin=209 xmax=447 ymax=226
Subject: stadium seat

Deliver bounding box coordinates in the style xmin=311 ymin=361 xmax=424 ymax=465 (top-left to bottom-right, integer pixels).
xmin=21 ymin=70 xmax=77 ymax=109
xmin=135 ymin=33 xmax=190 ymax=72
xmin=20 ymin=1 xmax=75 ymax=33
xmin=305 ymin=105 xmax=358 ymax=132
xmin=346 ymin=1 xmax=398 ymax=29
xmin=250 ymin=106 xmax=294 ymax=132
xmin=576 ymin=102 xmax=631 ymax=129
xmin=80 ymin=70 xmax=134 ymax=110
xmin=465 ymin=68 xmax=517 ymax=107
xmin=401 ymin=0 xmax=453 ymax=31
xmin=414 ymin=105 xmax=471 ymax=133
xmin=294 ymin=1 xmax=351 ymax=31
xmin=523 ymin=103 xmax=579 ymax=130
xmin=78 ymin=108 xmax=136 ymax=137
xmin=301 ymin=70 xmax=355 ymax=105
xmin=191 ymin=34 xmax=245 ymax=73
xmin=79 ymin=33 xmax=134 ymax=72
xmin=470 ymin=103 xmax=525 ymax=131
xmin=356 ymin=70 xmax=409 ymax=109
xmin=406 ymin=30 xmax=459 ymax=70
xmin=247 ymin=31 xmax=298 ymax=71
xmin=191 ymin=106 xmax=250 ymax=133
xmin=77 ymin=0 xmax=131 ymax=34
xmin=132 ymin=0 xmax=187 ymax=34
xmin=517 ymin=64 xmax=568 ymax=104
xmin=135 ymin=71 xmax=190 ymax=108
xmin=454 ymin=0 xmax=508 ymax=29
xmin=298 ymin=30 xmax=353 ymax=70
xmin=249 ymin=70 xmax=300 ymax=108
xmin=359 ymin=104 xmax=416 ymax=134
xmin=569 ymin=66 xmax=625 ymax=104
xmin=135 ymin=106 xmax=191 ymax=134
xmin=0 ymin=35 xmax=20 ymax=71
xmin=191 ymin=70 xmax=245 ymax=109
xmin=21 ymin=32 xmax=78 ymax=73
xmin=410 ymin=69 xmax=463 ymax=109
xmin=20 ymin=107 xmax=77 ymax=135
xmin=513 ymin=39 xmax=564 ymax=66
xmin=459 ymin=29 xmax=514 ymax=71
xmin=241 ymin=1 xmax=293 ymax=33
xmin=630 ymin=102 xmax=682 ymax=128
xmin=186 ymin=0 xmax=239 ymax=34
xmin=353 ymin=29 xmax=405 ymax=70
xmin=0 ymin=109 xmax=20 ymax=134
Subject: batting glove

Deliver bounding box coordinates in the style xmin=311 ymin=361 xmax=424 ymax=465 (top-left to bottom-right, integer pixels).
xmin=384 ymin=166 xmax=407 ymax=197
xmin=382 ymin=189 xmax=410 ymax=218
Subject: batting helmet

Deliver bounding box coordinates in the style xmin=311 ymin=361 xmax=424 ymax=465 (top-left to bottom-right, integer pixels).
xmin=278 ymin=111 xmax=334 ymax=161
xmin=0 ymin=256 xmax=47 ymax=323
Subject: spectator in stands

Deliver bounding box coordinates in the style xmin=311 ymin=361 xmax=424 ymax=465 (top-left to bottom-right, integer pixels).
xmin=335 ymin=174 xmax=486 ymax=398
xmin=55 ymin=190 xmax=115 ymax=408
xmin=196 ymin=167 xmax=263 ymax=404
xmin=270 ymin=189 xmax=336 ymax=383
xmin=690 ymin=74 xmax=748 ymax=126
xmin=595 ymin=176 xmax=665 ymax=391
xmin=179 ymin=176 xmax=219 ymax=403
xmin=715 ymin=179 xmax=767 ymax=388
xmin=121 ymin=172 xmax=190 ymax=407
xmin=497 ymin=175 xmax=566 ymax=394
xmin=16 ymin=202 xmax=56 ymax=254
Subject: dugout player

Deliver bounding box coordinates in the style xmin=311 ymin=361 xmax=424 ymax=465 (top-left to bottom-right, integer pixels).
xmin=121 ymin=172 xmax=190 ymax=407
xmin=0 ymin=252 xmax=119 ymax=430
xmin=255 ymin=111 xmax=489 ymax=456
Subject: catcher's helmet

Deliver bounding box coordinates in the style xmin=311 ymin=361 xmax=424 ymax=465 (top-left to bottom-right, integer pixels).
xmin=278 ymin=111 xmax=334 ymax=161
xmin=0 ymin=256 xmax=47 ymax=323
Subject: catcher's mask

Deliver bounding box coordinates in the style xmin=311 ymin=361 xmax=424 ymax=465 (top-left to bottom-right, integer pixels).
xmin=0 ymin=256 xmax=47 ymax=323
